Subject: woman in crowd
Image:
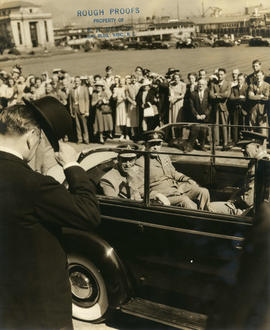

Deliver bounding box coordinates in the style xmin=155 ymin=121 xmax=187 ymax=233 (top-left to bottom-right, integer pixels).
xmin=126 ymin=74 xmax=140 ymax=140
xmin=136 ymin=79 xmax=159 ymax=134
xmin=92 ymin=81 xmax=113 ymax=144
xmin=135 ymin=66 xmax=144 ymax=82
xmin=45 ymin=83 xmax=57 ymax=98
xmin=113 ymin=77 xmax=128 ymax=140
xmin=6 ymin=77 xmax=17 ymax=106
xmin=35 ymin=77 xmax=45 ymax=99
xmin=169 ymin=73 xmax=186 ymax=138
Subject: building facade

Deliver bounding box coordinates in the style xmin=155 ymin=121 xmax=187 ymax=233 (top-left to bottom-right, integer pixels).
xmin=0 ymin=1 xmax=54 ymax=51
xmin=54 ymin=20 xmax=197 ymax=48
xmin=194 ymin=5 xmax=270 ymax=38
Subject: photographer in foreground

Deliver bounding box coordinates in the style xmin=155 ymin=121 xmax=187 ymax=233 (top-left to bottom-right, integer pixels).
xmin=0 ymin=96 xmax=100 ymax=329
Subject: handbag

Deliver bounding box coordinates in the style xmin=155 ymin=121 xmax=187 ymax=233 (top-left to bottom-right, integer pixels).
xmin=143 ymin=105 xmax=154 ymax=117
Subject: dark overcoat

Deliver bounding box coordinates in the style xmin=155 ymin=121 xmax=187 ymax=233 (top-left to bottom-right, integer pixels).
xmin=0 ymin=151 xmax=100 ymax=329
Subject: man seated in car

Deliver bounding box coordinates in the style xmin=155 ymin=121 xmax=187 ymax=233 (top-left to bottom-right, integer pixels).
xmin=136 ymin=131 xmax=210 ymax=210
xmin=100 ymin=144 xmax=170 ymax=205
xmin=209 ymin=131 xmax=270 ymax=215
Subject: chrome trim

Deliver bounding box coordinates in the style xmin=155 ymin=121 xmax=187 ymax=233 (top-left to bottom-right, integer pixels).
xmin=101 ymin=215 xmax=244 ymax=241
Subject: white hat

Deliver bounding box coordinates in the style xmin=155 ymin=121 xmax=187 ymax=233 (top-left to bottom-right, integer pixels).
xmin=94 ymin=81 xmax=105 ymax=87
xmin=142 ymin=79 xmax=152 ymax=86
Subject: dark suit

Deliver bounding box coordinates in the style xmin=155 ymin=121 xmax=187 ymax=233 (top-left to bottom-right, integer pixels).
xmin=209 ymin=80 xmax=231 ymax=146
xmin=136 ymin=87 xmax=160 ymax=133
xmin=0 ymin=151 xmax=100 ymax=329
xmin=158 ymin=82 xmax=170 ymax=124
xmin=248 ymin=81 xmax=270 ymax=135
xmin=229 ymin=83 xmax=248 ymax=143
xmin=188 ymin=88 xmax=210 ymax=148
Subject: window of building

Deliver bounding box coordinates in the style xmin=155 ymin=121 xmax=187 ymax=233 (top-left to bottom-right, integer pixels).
xmin=29 ymin=9 xmax=33 ymax=13
xmin=44 ymin=20 xmax=49 ymax=42
xmin=17 ymin=22 xmax=22 ymax=44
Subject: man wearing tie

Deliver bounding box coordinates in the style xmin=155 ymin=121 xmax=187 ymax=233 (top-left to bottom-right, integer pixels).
xmin=229 ymin=73 xmax=248 ymax=144
xmin=248 ymin=70 xmax=269 ymax=135
xmin=69 ymin=76 xmax=90 ymax=144
xmin=209 ymin=68 xmax=231 ymax=150
xmin=185 ymin=79 xmax=210 ymax=152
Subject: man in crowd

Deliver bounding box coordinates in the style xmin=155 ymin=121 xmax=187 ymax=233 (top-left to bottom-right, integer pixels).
xmin=0 ymin=97 xmax=100 ymax=329
xmin=246 ymin=59 xmax=262 ymax=85
xmin=209 ymin=131 xmax=270 ymax=215
xmin=185 ymin=78 xmax=210 ymax=152
xmin=248 ymin=70 xmax=269 ymax=135
xmin=198 ymin=69 xmax=207 ymax=81
xmin=229 ymin=73 xmax=248 ymax=145
xmin=231 ymin=69 xmax=240 ymax=88
xmin=136 ymin=131 xmax=210 ymax=210
xmin=69 ymin=76 xmax=90 ymax=144
xmin=104 ymin=65 xmax=115 ymax=89
xmin=210 ymin=68 xmax=231 ymax=150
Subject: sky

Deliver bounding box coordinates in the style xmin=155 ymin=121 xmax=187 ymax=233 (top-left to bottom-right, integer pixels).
xmin=1 ymin=0 xmax=270 ymax=26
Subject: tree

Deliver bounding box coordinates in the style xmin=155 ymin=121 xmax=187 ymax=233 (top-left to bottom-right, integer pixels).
xmin=0 ymin=35 xmax=14 ymax=54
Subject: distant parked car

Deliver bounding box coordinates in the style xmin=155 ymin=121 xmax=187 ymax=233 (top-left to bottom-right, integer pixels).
xmin=126 ymin=40 xmax=151 ymax=49
xmin=149 ymin=41 xmax=170 ymax=49
xmin=99 ymin=40 xmax=128 ymax=50
xmin=191 ymin=37 xmax=213 ymax=47
xmin=212 ymin=39 xmax=234 ymax=47
xmin=99 ymin=40 xmax=112 ymax=50
xmin=110 ymin=40 xmax=128 ymax=50
xmin=249 ymin=37 xmax=270 ymax=47
xmin=135 ymin=41 xmax=152 ymax=50
xmin=241 ymin=35 xmax=253 ymax=44
xmin=176 ymin=40 xmax=197 ymax=49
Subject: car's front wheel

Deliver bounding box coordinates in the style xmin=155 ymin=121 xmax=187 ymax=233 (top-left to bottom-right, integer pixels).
xmin=68 ymin=254 xmax=109 ymax=323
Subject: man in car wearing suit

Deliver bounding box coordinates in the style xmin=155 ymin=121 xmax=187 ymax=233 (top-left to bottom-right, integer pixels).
xmin=136 ymin=131 xmax=210 ymax=210
xmin=209 ymin=131 xmax=270 ymax=215
xmin=185 ymin=79 xmax=210 ymax=152
xmin=209 ymin=68 xmax=231 ymax=150
xmin=100 ymin=144 xmax=170 ymax=205
xmin=0 ymin=97 xmax=100 ymax=330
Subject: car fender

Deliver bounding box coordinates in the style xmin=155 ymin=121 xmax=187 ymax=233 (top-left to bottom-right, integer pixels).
xmin=62 ymin=227 xmax=132 ymax=308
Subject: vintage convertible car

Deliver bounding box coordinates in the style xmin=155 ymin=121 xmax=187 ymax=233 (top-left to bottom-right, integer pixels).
xmin=48 ymin=132 xmax=269 ymax=329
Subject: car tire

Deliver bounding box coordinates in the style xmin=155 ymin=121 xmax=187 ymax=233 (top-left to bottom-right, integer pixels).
xmin=68 ymin=254 xmax=109 ymax=323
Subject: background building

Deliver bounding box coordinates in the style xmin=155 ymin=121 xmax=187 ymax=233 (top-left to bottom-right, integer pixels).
xmin=0 ymin=1 xmax=54 ymax=51
xmin=54 ymin=19 xmax=197 ymax=48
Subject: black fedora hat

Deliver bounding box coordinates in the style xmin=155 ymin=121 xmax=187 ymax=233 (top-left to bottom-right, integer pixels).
xmin=24 ymin=96 xmax=73 ymax=151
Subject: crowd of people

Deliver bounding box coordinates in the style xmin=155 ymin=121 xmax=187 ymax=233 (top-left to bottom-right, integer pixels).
xmin=0 ymin=59 xmax=269 ymax=149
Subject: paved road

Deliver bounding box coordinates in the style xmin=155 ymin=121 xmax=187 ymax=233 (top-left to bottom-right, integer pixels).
xmin=1 ymin=45 xmax=270 ymax=78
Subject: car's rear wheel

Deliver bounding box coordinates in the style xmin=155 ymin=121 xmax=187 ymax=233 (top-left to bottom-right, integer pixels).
xmin=68 ymin=254 xmax=109 ymax=323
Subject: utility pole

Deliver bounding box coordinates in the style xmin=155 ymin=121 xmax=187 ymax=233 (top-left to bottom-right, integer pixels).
xmin=177 ymin=0 xmax=180 ymax=21
xmin=202 ymin=0 xmax=205 ymax=17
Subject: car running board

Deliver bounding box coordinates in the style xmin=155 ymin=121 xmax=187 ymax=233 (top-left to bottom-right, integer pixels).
xmin=120 ymin=298 xmax=207 ymax=329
